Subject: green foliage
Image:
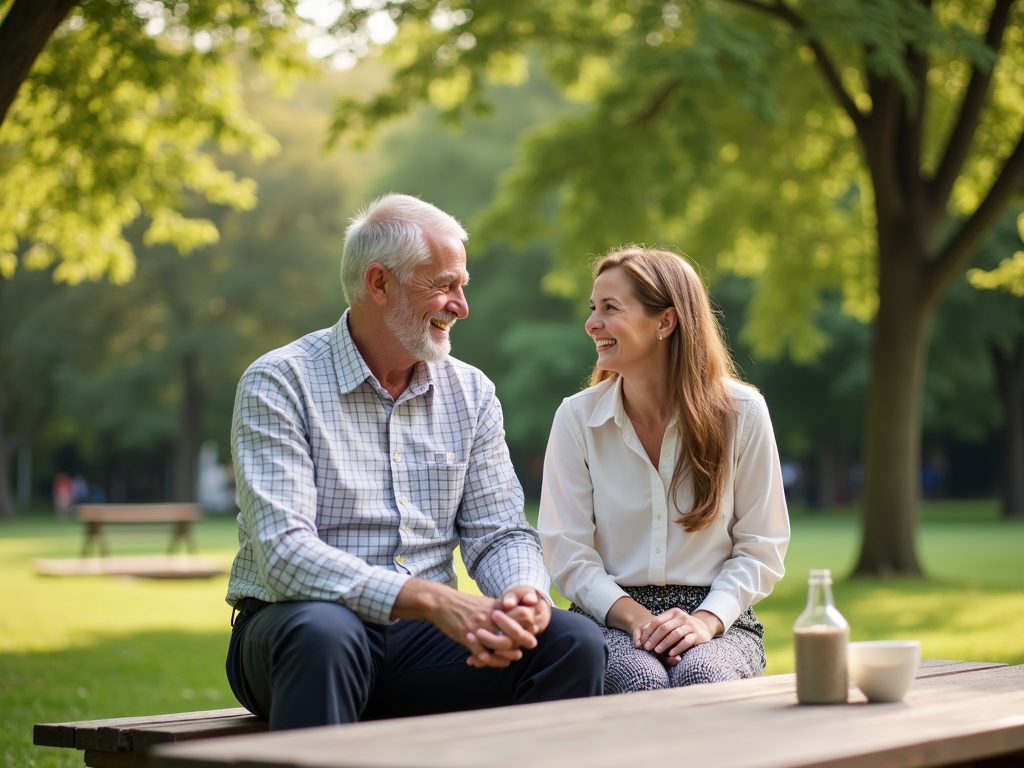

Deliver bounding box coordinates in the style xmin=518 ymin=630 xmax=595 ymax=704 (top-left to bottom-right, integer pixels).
xmin=327 ymin=0 xmax=1024 ymax=361
xmin=926 ymin=208 xmax=1024 ymax=440
xmin=0 ymin=69 xmax=366 ymax=508
xmin=968 ymin=212 xmax=1024 ymax=295
xmin=0 ymin=0 xmax=311 ymax=283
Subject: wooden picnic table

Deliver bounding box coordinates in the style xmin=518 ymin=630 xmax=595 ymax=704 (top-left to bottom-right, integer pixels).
xmin=149 ymin=660 xmax=1024 ymax=768
xmin=74 ymin=503 xmax=204 ymax=557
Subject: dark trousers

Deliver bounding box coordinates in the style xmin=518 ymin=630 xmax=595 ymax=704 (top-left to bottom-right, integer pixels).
xmin=226 ymin=599 xmax=607 ymax=730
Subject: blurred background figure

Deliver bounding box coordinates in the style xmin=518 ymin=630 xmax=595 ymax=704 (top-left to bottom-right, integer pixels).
xmin=196 ymin=441 xmax=236 ymax=514
xmin=52 ymin=472 xmax=73 ymax=518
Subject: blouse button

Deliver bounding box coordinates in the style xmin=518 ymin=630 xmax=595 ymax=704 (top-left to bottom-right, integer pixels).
xmin=656 ymin=515 xmax=662 ymax=521
xmin=655 ymin=548 xmax=661 ymax=554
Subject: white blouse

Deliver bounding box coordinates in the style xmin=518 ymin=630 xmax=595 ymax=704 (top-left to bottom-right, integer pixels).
xmin=538 ymin=376 xmax=790 ymax=631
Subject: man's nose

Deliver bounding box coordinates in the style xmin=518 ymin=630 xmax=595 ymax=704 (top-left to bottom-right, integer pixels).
xmin=448 ymin=287 xmax=469 ymax=319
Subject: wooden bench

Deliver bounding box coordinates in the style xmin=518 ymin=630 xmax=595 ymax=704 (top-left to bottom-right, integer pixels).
xmin=33 ymin=707 xmax=267 ymax=768
xmin=75 ymin=504 xmax=205 ymax=557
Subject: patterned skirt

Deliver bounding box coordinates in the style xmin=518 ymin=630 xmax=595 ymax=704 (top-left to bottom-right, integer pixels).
xmin=570 ymin=585 xmax=766 ymax=695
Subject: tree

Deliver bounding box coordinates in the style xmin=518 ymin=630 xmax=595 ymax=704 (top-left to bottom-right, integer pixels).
xmin=962 ymin=208 xmax=1024 ymax=517
xmin=0 ymin=0 xmax=308 ymax=282
xmin=0 ymin=69 xmax=368 ymax=515
xmin=328 ymin=0 xmax=1024 ymax=575
xmin=0 ymin=270 xmax=79 ymax=518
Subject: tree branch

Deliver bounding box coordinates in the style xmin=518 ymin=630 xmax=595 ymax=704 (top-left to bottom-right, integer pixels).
xmin=630 ymin=78 xmax=683 ymax=126
xmin=899 ymin=47 xmax=927 ymax=192
xmin=0 ymin=0 xmax=79 ymax=130
xmin=727 ymin=0 xmax=867 ymax=135
xmin=924 ymin=129 xmax=1024 ymax=307
xmin=928 ymin=0 xmax=1014 ymax=210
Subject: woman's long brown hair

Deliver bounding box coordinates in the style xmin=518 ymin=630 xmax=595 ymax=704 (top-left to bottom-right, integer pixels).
xmin=590 ymin=247 xmax=738 ymax=532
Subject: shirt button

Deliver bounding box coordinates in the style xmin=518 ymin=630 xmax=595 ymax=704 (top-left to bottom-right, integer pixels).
xmin=401 ymin=525 xmax=411 ymax=534
xmin=395 ymin=555 xmax=406 ymax=565
xmin=656 ymin=515 xmax=662 ymax=521
xmin=393 ymin=453 xmax=402 ymax=462
xmin=399 ymin=496 xmax=408 ymax=504
xmin=655 ymin=548 xmax=661 ymax=554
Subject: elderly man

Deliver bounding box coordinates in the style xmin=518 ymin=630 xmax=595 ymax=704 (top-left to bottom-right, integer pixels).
xmin=224 ymin=194 xmax=606 ymax=730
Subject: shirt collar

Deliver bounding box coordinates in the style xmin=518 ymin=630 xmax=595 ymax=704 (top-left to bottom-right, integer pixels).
xmin=331 ymin=309 xmax=435 ymax=398
xmin=587 ymin=376 xmax=627 ymax=428
xmin=586 ymin=375 xmax=677 ymax=431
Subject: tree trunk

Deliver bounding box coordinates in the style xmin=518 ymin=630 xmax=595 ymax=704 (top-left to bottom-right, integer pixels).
xmin=814 ymin=433 xmax=850 ymax=510
xmin=0 ymin=442 xmax=14 ymax=520
xmin=991 ymin=338 xmax=1024 ymax=518
xmin=0 ymin=0 xmax=80 ymax=128
xmin=173 ymin=353 xmax=204 ymax=502
xmin=854 ymin=229 xmax=929 ymax=576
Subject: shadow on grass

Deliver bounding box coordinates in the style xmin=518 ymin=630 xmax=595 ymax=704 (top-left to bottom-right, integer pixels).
xmin=1 ymin=629 xmax=237 ymax=768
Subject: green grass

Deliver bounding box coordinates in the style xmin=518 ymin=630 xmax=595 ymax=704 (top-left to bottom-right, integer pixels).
xmin=2 ymin=501 xmax=1022 ymax=767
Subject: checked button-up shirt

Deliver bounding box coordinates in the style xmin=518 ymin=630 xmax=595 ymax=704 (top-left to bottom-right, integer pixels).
xmin=226 ymin=310 xmax=549 ymax=625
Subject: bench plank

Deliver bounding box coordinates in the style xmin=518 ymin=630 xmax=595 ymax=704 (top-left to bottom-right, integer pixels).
xmin=34 ymin=707 xmax=257 ymax=750
xmin=76 ymin=504 xmax=205 ymax=523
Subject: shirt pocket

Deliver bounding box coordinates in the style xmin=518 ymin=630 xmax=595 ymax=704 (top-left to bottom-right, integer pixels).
xmin=405 ymin=460 xmax=469 ymax=535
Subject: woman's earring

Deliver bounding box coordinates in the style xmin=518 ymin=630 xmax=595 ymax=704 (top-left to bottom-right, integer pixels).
xmin=658 ymin=334 xmax=663 ymax=341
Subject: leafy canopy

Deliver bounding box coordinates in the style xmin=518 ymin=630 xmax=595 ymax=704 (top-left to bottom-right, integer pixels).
xmin=0 ymin=0 xmax=311 ymax=283
xmin=326 ymin=0 xmax=1024 ymax=360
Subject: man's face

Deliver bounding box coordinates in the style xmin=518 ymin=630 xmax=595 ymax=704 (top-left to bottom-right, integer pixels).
xmin=384 ymin=234 xmax=470 ymax=363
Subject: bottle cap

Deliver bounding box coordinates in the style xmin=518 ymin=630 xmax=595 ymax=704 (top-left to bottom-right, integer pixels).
xmin=808 ymin=569 xmax=833 ymax=584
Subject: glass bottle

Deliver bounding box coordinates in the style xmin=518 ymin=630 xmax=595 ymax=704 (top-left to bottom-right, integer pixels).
xmin=793 ymin=568 xmax=849 ymax=704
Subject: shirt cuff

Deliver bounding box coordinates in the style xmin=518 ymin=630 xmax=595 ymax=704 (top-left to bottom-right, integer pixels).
xmin=696 ymin=589 xmax=742 ymax=633
xmin=584 ymin=575 xmax=629 ymax=625
xmin=356 ymin=570 xmax=412 ymax=625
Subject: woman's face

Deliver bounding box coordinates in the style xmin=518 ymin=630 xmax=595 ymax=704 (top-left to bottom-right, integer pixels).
xmin=586 ymin=267 xmax=664 ymax=379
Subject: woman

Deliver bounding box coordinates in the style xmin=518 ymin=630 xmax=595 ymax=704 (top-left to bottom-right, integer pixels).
xmin=538 ymin=247 xmax=790 ymax=693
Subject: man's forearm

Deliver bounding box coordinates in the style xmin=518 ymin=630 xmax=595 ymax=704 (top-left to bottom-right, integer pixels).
xmin=391 ymin=577 xmax=451 ymax=623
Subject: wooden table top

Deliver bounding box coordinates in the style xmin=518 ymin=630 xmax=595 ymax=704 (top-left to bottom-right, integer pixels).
xmin=150 ymin=660 xmax=1024 ymax=768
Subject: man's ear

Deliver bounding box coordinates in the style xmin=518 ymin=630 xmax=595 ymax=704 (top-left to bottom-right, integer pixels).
xmin=365 ymin=263 xmax=391 ymax=308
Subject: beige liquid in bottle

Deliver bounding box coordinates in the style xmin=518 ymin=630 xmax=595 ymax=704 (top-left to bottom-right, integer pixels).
xmin=794 ymin=625 xmax=849 ymax=704
xmin=793 ymin=569 xmax=849 ymax=704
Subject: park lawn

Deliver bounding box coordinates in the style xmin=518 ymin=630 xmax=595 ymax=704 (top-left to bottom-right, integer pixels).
xmin=1 ymin=501 xmax=1022 ymax=768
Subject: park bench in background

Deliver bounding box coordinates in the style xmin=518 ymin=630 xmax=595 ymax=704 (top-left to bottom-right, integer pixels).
xmin=75 ymin=503 xmax=205 ymax=557
xmin=34 ymin=708 xmax=267 ymax=768
xmin=32 ymin=503 xmax=226 ymax=579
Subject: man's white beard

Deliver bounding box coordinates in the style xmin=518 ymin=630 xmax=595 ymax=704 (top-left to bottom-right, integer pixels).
xmin=385 ymin=287 xmax=452 ymax=362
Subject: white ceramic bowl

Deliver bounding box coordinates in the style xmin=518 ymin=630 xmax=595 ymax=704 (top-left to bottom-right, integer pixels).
xmin=847 ymin=640 xmax=921 ymax=702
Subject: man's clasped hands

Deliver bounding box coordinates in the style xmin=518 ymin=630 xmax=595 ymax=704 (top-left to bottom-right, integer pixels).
xmin=393 ymin=580 xmax=552 ymax=669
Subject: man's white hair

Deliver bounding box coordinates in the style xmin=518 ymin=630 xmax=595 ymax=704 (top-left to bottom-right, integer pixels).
xmin=341 ymin=194 xmax=468 ymax=305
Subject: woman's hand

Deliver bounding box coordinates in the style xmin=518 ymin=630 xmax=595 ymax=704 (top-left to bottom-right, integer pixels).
xmin=605 ymin=596 xmax=656 ymax=638
xmin=635 ymin=609 xmax=724 ymax=665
